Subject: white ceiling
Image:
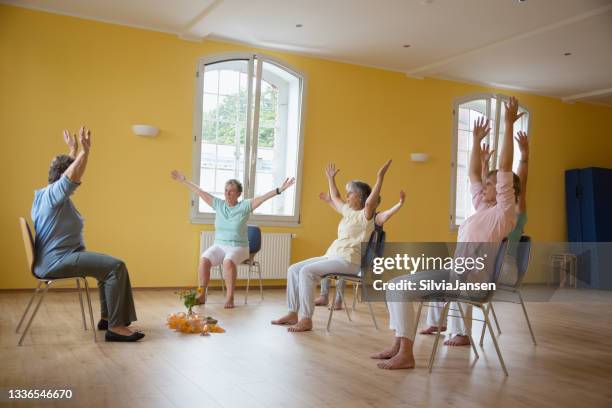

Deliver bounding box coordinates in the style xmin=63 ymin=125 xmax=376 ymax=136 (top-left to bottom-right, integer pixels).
xmin=4 ymin=0 xmax=612 ymax=106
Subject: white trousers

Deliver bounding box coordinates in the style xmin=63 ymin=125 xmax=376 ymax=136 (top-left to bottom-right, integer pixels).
xmin=426 ymin=302 xmax=472 ymax=336
xmin=287 ymin=256 xmax=359 ymax=319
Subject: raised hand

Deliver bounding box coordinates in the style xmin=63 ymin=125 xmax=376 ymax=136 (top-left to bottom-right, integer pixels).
xmin=473 ymin=116 xmax=491 ymax=144
xmin=79 ymin=126 xmax=91 ymax=154
xmin=377 ymin=159 xmax=392 ymax=179
xmin=504 ymin=96 xmax=525 ymax=124
xmin=63 ymin=129 xmax=78 ymax=155
xmin=399 ymin=190 xmax=406 ymax=205
xmin=325 ymin=163 xmax=339 ymax=179
xmin=171 ymin=170 xmax=186 ymax=182
xmin=319 ymin=192 xmax=332 ymax=203
xmin=515 ymin=131 xmax=529 ymax=157
xmin=480 ymin=143 xmax=495 ymax=164
xmin=279 ymin=177 xmax=296 ymax=192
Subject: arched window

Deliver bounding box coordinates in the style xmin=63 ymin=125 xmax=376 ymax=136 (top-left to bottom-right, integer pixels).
xmin=450 ymin=94 xmax=530 ymax=228
xmin=191 ymin=53 xmax=306 ymax=225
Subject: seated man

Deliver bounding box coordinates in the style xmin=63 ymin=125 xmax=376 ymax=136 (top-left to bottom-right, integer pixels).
xmin=32 ymin=126 xmax=144 ymax=342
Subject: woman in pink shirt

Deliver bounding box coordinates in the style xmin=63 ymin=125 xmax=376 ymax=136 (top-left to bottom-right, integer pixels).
xmin=372 ymin=97 xmax=523 ymax=370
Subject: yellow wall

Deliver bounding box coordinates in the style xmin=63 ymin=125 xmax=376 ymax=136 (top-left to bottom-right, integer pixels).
xmin=1 ymin=5 xmax=611 ymax=288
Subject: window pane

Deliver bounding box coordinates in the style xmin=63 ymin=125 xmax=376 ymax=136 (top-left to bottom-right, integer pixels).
xmin=253 ymin=61 xmax=301 ymax=216
xmin=199 ymin=60 xmax=249 ymax=213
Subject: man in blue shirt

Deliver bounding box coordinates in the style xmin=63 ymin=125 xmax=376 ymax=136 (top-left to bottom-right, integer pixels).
xmin=32 ymin=127 xmax=143 ymax=342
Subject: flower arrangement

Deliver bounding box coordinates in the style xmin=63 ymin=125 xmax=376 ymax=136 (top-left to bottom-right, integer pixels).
xmin=168 ymin=287 xmax=225 ymax=335
xmin=175 ymin=287 xmax=203 ymax=315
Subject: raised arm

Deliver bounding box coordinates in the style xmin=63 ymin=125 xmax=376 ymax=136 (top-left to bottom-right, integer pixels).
xmin=319 ymin=192 xmax=337 ymax=211
xmin=326 ymin=163 xmax=345 ymax=213
xmin=171 ymin=170 xmax=214 ymax=207
xmin=64 ymin=126 xmax=90 ymax=183
xmin=515 ymin=131 xmax=529 ymax=212
xmin=375 ymin=190 xmax=405 ymax=226
xmin=63 ymin=129 xmax=78 ymax=158
xmin=500 ymin=96 xmax=524 ymax=172
xmin=251 ymin=177 xmax=296 ymax=211
xmin=480 ymin=144 xmax=495 ymax=183
xmin=365 ymin=160 xmax=391 ymax=221
xmin=469 ymin=117 xmax=490 ymax=184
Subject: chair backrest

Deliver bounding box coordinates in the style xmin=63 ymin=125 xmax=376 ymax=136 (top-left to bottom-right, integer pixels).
xmin=247 ymin=225 xmax=262 ymax=255
xmin=515 ymin=235 xmax=532 ymax=286
xmin=361 ymin=227 xmax=386 ymax=268
xmin=19 ymin=217 xmax=35 ymax=274
xmin=491 ymin=238 xmax=509 ymax=284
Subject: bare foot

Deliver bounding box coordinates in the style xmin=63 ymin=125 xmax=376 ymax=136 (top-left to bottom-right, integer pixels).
xmin=419 ymin=325 xmax=446 ymax=335
xmin=444 ymin=335 xmax=470 ymax=346
xmin=314 ymin=295 xmax=328 ymax=306
xmin=332 ymin=299 xmax=343 ymax=310
xmin=377 ymin=352 xmax=416 ymax=370
xmin=371 ymin=345 xmax=400 ymax=359
xmin=224 ymin=296 xmax=235 ymax=309
xmin=287 ymin=318 xmax=313 ymax=332
xmin=196 ymin=292 xmax=206 ymax=305
xmin=271 ymin=312 xmax=298 ymax=325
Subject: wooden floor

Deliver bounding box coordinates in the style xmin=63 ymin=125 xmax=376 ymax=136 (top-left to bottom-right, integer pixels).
xmin=1 ymin=287 xmax=612 ymax=408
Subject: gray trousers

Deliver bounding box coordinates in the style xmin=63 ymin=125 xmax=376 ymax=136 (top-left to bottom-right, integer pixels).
xmin=43 ymin=251 xmax=137 ymax=328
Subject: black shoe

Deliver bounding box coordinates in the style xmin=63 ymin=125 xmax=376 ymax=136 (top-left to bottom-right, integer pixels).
xmin=105 ymin=330 xmax=145 ymax=342
xmin=97 ymin=319 xmax=132 ymax=331
xmin=97 ymin=319 xmax=108 ymax=331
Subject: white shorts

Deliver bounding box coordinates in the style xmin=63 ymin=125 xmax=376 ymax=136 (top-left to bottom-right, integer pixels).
xmin=201 ymin=244 xmax=249 ymax=267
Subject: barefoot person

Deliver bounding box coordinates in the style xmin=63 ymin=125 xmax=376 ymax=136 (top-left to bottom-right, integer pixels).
xmin=32 ymin=127 xmax=143 ymax=342
xmin=171 ymin=171 xmax=295 ymax=308
xmin=420 ymin=121 xmax=530 ymax=344
xmin=373 ymin=97 xmax=523 ymax=368
xmin=315 ymin=190 xmax=405 ymax=310
xmin=272 ymin=160 xmax=391 ymax=332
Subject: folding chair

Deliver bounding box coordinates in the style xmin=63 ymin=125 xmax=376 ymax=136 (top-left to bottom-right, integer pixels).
xmin=413 ymin=239 xmax=510 ymax=375
xmin=212 ymin=225 xmax=263 ymax=304
xmin=16 ymin=217 xmax=96 ymax=346
xmin=479 ymin=236 xmax=536 ymax=345
xmin=323 ymin=228 xmax=386 ymax=331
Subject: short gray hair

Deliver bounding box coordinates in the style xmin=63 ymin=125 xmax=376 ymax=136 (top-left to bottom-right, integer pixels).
xmin=225 ymin=179 xmax=243 ymax=193
xmin=345 ymin=180 xmax=372 ymax=207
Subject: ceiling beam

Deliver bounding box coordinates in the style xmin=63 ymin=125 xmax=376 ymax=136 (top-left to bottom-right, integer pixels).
xmin=562 ymin=87 xmax=612 ymax=103
xmin=178 ymin=0 xmax=224 ymax=41
xmin=405 ymin=4 xmax=612 ymax=77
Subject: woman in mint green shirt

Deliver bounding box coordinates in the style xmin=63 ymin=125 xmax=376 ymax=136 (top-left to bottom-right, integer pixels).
xmin=171 ymin=170 xmax=295 ymax=308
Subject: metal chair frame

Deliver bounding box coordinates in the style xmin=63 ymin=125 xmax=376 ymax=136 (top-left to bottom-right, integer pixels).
xmin=16 ymin=217 xmax=96 ymax=346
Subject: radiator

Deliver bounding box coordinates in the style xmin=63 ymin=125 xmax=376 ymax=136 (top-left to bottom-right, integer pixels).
xmin=200 ymin=232 xmax=292 ymax=279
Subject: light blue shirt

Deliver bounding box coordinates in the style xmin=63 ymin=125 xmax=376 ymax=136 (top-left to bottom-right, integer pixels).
xmin=31 ymin=175 xmax=85 ymax=277
xmin=507 ymin=212 xmax=528 ymax=257
xmin=212 ymin=197 xmax=252 ymax=247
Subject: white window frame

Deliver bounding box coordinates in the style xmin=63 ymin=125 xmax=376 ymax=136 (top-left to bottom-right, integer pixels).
xmin=449 ymin=93 xmax=531 ymax=230
xmin=190 ymin=52 xmax=307 ymax=226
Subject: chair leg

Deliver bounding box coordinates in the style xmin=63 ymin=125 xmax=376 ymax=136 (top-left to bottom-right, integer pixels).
xmin=413 ymin=302 xmax=423 ymax=340
xmin=518 ymin=291 xmax=537 ymax=345
xmin=483 ymin=304 xmax=509 ymax=376
xmin=326 ymin=295 xmax=335 ymax=332
xmin=429 ymin=302 xmax=450 ymax=373
xmin=489 ymin=302 xmax=501 ymax=335
xmin=16 ymin=281 xmax=43 ymax=334
xmin=257 ymin=262 xmax=264 ymax=301
xmin=219 ymin=266 xmax=226 ymax=296
xmin=82 ymin=278 xmax=97 ymax=342
xmin=366 ymin=301 xmax=378 ymax=330
xmin=352 ymin=282 xmax=359 ymax=311
xmin=18 ymin=281 xmax=51 ymax=346
xmin=479 ymin=305 xmax=489 ymax=347
xmin=457 ymin=303 xmax=479 ymax=359
xmin=76 ymin=278 xmax=87 ymax=330
xmin=337 ymin=285 xmax=352 ymax=322
xmin=244 ymin=263 xmax=251 ymax=305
